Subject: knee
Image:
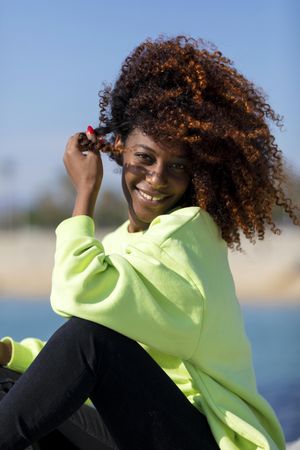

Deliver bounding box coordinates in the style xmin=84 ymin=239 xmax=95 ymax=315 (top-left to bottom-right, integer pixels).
xmin=51 ymin=316 xmax=133 ymax=365
xmin=60 ymin=316 xmax=122 ymax=347
xmin=50 ymin=317 xmax=140 ymax=376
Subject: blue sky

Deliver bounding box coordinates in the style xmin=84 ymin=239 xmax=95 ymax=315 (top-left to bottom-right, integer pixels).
xmin=0 ymin=0 xmax=299 ymax=208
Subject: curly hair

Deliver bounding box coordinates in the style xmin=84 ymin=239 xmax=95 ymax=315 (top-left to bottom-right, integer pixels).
xmin=96 ymin=34 xmax=300 ymax=251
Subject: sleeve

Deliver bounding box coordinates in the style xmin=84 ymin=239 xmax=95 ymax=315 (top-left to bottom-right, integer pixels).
xmin=50 ymin=215 xmax=203 ymax=360
xmin=0 ymin=336 xmax=46 ymax=373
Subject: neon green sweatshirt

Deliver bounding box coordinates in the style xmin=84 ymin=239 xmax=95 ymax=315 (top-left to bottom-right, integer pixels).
xmin=1 ymin=206 xmax=285 ymax=449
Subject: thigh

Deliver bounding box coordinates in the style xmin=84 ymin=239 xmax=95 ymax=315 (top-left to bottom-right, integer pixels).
xmin=85 ymin=323 xmax=219 ymax=450
xmin=1 ymin=320 xmax=218 ymax=450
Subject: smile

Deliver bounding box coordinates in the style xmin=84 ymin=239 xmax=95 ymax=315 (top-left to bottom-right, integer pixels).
xmin=135 ymin=188 xmax=169 ymax=204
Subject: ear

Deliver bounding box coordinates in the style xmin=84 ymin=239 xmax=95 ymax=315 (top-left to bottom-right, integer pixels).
xmin=114 ymin=134 xmax=124 ymax=166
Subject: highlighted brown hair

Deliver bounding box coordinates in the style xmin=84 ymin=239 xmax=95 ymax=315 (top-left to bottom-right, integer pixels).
xmin=97 ymin=34 xmax=300 ymax=251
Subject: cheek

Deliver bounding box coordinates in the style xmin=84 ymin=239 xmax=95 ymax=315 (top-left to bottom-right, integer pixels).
xmin=121 ymin=170 xmax=131 ymax=203
xmin=123 ymin=163 xmax=146 ymax=187
xmin=172 ymin=175 xmax=190 ymax=196
xmin=121 ymin=165 xmax=141 ymax=201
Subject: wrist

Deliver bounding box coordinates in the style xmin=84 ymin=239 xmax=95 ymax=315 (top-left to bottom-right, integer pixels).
xmin=72 ymin=189 xmax=99 ymax=218
xmin=77 ymin=180 xmax=100 ymax=196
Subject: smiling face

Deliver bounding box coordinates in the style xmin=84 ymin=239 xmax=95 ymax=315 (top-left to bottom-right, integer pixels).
xmin=118 ymin=129 xmax=191 ymax=232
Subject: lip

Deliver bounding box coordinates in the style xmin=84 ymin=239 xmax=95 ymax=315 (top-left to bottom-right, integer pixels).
xmin=136 ymin=187 xmax=169 ymax=197
xmin=135 ymin=188 xmax=170 ymax=204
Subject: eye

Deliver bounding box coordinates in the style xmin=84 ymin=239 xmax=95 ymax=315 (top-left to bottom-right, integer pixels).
xmin=169 ymin=162 xmax=186 ymax=171
xmin=135 ymin=152 xmax=153 ymax=163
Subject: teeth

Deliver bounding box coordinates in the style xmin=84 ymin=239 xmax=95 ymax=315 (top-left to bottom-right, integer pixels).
xmin=138 ymin=190 xmax=164 ymax=201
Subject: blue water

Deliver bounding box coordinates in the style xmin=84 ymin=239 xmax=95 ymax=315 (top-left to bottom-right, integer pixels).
xmin=0 ymin=299 xmax=299 ymax=442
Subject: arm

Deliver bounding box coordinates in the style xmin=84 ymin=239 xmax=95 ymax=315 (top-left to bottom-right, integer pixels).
xmin=63 ymin=131 xmax=103 ymax=218
xmin=0 ymin=337 xmax=46 ymax=372
xmin=50 ymin=215 xmax=203 ymax=360
xmin=0 ymin=131 xmax=102 ymax=374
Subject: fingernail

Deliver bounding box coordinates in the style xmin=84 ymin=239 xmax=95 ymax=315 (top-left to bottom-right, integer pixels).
xmin=86 ymin=125 xmax=96 ymax=143
xmin=86 ymin=125 xmax=95 ymax=135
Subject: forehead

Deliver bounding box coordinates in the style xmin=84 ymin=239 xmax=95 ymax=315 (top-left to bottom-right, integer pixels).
xmin=125 ymin=129 xmax=187 ymax=159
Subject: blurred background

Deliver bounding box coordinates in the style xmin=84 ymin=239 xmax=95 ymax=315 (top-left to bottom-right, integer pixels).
xmin=0 ymin=0 xmax=299 ymax=443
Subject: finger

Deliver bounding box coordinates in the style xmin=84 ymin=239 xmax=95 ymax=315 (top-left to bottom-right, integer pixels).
xmin=85 ymin=145 xmax=101 ymax=158
xmin=78 ymin=132 xmax=88 ymax=143
xmin=79 ymin=139 xmax=90 ymax=148
xmin=64 ymin=134 xmax=86 ymax=162
xmin=68 ymin=132 xmax=89 ymax=151
xmin=86 ymin=125 xmax=97 ymax=143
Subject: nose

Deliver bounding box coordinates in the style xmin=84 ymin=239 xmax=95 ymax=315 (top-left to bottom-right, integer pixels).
xmin=146 ymin=163 xmax=168 ymax=189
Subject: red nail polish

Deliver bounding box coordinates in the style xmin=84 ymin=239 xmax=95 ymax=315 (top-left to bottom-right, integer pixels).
xmin=86 ymin=125 xmax=95 ymax=135
xmin=86 ymin=125 xmax=96 ymax=143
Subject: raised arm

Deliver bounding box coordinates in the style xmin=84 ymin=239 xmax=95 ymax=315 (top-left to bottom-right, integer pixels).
xmin=63 ymin=130 xmax=103 ymax=218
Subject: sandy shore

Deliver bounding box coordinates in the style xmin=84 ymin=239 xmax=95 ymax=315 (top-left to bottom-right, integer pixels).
xmin=0 ymin=225 xmax=299 ymax=305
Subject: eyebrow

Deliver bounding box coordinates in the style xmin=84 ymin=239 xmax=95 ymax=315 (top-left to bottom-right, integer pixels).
xmin=135 ymin=144 xmax=188 ymax=161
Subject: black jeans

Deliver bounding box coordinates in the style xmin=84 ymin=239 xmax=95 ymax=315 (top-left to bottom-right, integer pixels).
xmin=0 ymin=316 xmax=219 ymax=449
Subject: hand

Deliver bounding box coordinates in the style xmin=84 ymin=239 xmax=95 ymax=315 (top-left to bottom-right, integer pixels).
xmin=0 ymin=341 xmax=12 ymax=366
xmin=63 ymin=132 xmax=103 ymax=196
xmin=63 ymin=132 xmax=105 ymax=217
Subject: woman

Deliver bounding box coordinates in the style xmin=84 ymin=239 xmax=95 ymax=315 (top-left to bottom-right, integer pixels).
xmin=1 ymin=34 xmax=298 ymax=449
